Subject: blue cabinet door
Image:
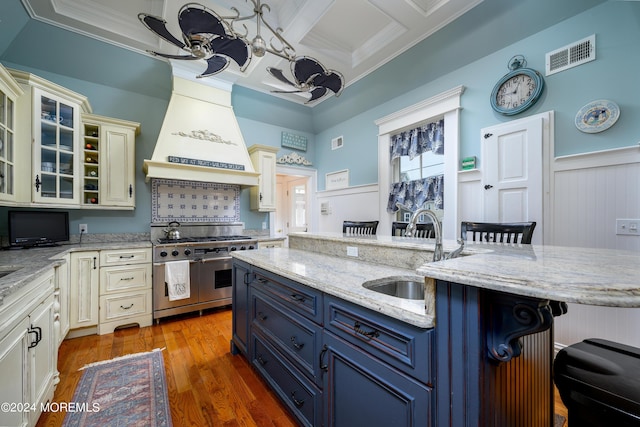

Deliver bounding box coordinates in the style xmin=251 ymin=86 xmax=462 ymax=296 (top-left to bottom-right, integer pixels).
xmin=231 ymin=259 xmax=252 ymax=355
xmin=322 ymin=331 xmax=433 ymax=427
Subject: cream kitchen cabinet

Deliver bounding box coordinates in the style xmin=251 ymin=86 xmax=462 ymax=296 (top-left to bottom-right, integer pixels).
xmin=10 ymin=69 xmax=91 ymax=207
xmin=54 ymin=254 xmax=70 ymax=346
xmin=81 ymin=114 xmax=140 ymax=209
xmin=249 ymin=144 xmax=279 ymax=212
xmin=0 ymin=270 xmax=58 ymax=427
xmin=68 ymin=251 xmax=100 ymax=334
xmin=98 ymin=248 xmax=152 ymax=335
xmin=0 ymin=63 xmax=23 ymax=203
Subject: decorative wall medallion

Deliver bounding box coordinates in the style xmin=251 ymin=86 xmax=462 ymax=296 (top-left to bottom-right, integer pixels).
xmin=574 ymin=99 xmax=620 ymax=133
xmin=277 ymin=152 xmax=312 ymax=166
xmin=172 ymin=129 xmax=235 ymax=145
xmin=151 ymin=178 xmax=240 ymax=223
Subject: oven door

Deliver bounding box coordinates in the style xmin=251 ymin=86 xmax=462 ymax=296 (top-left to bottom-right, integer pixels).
xmin=153 ymin=260 xmax=199 ymax=310
xmin=198 ymin=257 xmax=233 ymax=303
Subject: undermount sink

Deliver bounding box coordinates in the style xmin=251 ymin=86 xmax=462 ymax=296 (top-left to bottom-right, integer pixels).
xmin=363 ymin=276 xmax=425 ymax=300
xmin=0 ymin=267 xmax=21 ymax=279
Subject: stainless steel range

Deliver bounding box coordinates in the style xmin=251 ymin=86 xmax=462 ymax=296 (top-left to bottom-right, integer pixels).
xmin=151 ymin=223 xmax=257 ymax=321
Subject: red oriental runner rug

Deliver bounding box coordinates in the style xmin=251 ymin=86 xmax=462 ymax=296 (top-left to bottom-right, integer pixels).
xmin=62 ymin=348 xmax=172 ymax=427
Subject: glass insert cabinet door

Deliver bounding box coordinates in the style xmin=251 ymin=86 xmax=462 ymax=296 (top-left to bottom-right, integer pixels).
xmin=0 ymin=86 xmax=15 ymax=199
xmin=32 ymin=88 xmax=80 ymax=204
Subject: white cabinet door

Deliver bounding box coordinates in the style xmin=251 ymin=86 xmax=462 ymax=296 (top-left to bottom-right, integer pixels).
xmin=69 ymin=251 xmax=100 ymax=329
xmin=28 ymin=293 xmax=57 ymax=426
xmin=480 ymin=114 xmax=544 ymax=245
xmin=249 ymin=145 xmax=279 ymax=212
xmin=32 ymin=87 xmax=81 ymax=205
xmin=55 ymin=257 xmax=70 ymax=345
xmin=0 ymin=318 xmax=29 ymax=427
xmin=0 ymin=65 xmax=22 ymax=203
xmin=100 ymin=124 xmax=136 ymax=207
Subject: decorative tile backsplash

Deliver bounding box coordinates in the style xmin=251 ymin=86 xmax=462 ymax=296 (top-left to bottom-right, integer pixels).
xmin=151 ymin=179 xmax=240 ymax=223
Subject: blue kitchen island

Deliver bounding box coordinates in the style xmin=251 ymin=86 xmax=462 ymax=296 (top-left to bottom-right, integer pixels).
xmin=230 ymin=232 xmax=639 ymax=427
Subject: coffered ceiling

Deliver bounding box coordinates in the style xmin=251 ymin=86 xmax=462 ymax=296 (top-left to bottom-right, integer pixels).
xmin=21 ymin=0 xmax=484 ymax=104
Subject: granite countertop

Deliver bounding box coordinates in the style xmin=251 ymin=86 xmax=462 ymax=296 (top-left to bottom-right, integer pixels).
xmin=0 ymin=240 xmax=151 ymax=307
xmin=231 ymin=248 xmax=434 ymax=328
xmin=417 ymin=243 xmax=640 ymax=307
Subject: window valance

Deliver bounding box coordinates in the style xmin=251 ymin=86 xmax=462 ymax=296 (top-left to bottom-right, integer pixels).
xmin=389 ymin=119 xmax=444 ymax=161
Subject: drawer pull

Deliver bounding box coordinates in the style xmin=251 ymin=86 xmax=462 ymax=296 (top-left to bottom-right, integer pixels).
xmin=256 ymin=354 xmax=267 ymax=365
xmin=120 ymin=276 xmax=135 ymax=281
xmin=257 ymin=277 xmax=268 ymax=284
xmin=257 ymin=311 xmax=268 ymax=321
xmin=119 ymin=255 xmax=135 ymax=259
xmin=354 ymin=321 xmax=380 ymax=339
xmin=290 ymin=336 xmax=305 ymax=350
xmin=290 ymin=391 xmax=305 ymax=408
xmin=28 ymin=325 xmax=42 ymax=349
xmin=319 ymin=344 xmax=328 ymax=372
xmin=120 ymin=303 xmax=134 ymax=310
xmin=291 ymin=294 xmax=306 ymax=303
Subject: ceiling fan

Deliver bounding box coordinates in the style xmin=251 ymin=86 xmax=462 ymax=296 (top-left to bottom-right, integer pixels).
xmin=138 ymin=1 xmax=344 ymax=103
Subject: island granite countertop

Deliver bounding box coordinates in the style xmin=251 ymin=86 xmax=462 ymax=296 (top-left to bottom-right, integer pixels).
xmin=231 ymin=247 xmax=435 ymax=328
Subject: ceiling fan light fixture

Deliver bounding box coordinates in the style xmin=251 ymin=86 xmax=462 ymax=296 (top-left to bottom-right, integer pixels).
xmin=251 ymin=35 xmax=266 ymax=57
xmin=139 ymin=1 xmax=344 ymax=103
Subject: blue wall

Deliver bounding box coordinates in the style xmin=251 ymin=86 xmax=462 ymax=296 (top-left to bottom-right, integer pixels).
xmin=1 ymin=0 xmax=635 ymax=233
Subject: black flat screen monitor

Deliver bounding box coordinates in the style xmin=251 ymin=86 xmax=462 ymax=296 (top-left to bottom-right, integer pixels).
xmin=8 ymin=210 xmax=69 ymax=248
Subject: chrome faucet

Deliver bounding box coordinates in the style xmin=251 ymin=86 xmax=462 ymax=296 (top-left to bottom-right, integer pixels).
xmin=398 ymin=203 xmax=444 ymax=262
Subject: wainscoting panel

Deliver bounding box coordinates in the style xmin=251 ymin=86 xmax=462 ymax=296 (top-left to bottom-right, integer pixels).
xmin=551 ymin=146 xmax=640 ymax=349
xmin=317 ymin=184 xmax=379 ymax=233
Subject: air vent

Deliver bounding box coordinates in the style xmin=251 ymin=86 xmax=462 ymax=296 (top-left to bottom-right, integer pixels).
xmin=545 ymin=34 xmax=595 ymax=76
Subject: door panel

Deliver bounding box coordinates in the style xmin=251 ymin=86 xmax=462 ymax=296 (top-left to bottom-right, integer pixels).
xmin=481 ymin=115 xmax=543 ymax=244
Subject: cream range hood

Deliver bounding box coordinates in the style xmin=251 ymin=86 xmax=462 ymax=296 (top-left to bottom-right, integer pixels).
xmin=143 ymin=75 xmax=259 ymax=186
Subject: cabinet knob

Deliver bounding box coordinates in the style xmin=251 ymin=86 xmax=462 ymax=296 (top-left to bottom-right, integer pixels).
xmin=34 ymin=175 xmax=41 ymax=192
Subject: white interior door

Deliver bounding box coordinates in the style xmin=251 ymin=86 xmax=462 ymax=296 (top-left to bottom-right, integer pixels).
xmin=481 ymin=115 xmax=543 ymax=244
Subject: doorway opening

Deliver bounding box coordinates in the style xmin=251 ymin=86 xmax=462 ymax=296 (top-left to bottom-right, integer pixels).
xmin=275 ymin=169 xmax=314 ymax=246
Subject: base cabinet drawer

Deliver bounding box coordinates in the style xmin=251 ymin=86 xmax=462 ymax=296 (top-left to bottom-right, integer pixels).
xmin=252 ymin=331 xmax=322 ymax=427
xmin=100 ymin=248 xmax=151 ymax=266
xmin=325 ymin=295 xmax=434 ymax=385
xmin=99 ymin=290 xmax=151 ymax=322
xmin=100 ymin=264 xmax=151 ymax=293
xmin=251 ymin=288 xmax=323 ymax=385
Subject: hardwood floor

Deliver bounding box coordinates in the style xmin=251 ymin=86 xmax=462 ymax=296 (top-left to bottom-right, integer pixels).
xmin=36 ymin=307 xmax=568 ymax=427
xmin=36 ymin=307 xmax=297 ymax=427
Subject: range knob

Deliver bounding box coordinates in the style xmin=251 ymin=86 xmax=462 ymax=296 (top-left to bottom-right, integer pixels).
xmin=248 ymin=245 xmax=255 ymax=250
xmin=184 ymin=248 xmax=191 ymax=256
xmin=160 ymin=250 xmax=168 ymax=257
xmin=230 ymin=246 xmax=237 ymax=251
xmin=171 ymin=249 xmax=179 ymax=257
xmin=240 ymin=246 xmax=247 ymax=250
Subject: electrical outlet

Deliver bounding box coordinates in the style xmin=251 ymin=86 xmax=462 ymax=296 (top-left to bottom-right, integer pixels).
xmin=79 ymin=224 xmax=88 ymax=234
xmin=346 ymin=246 xmax=358 ymax=257
xmin=616 ymin=219 xmax=639 ymax=236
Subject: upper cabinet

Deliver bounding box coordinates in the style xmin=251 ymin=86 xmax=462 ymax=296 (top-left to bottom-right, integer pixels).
xmin=10 ymin=69 xmax=90 ymax=207
xmin=0 ymin=64 xmax=24 ymax=203
xmin=249 ymin=144 xmax=279 ymax=212
xmin=81 ymin=114 xmax=140 ymax=209
xmin=6 ymin=68 xmax=139 ymax=210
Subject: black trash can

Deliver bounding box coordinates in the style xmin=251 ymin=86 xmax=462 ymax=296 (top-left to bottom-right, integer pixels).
xmin=554 ymin=338 xmax=640 ymax=427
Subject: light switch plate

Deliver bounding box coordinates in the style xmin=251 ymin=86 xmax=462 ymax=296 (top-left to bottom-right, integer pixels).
xmin=616 ymin=219 xmax=639 ymax=236
xmin=346 ymin=246 xmax=358 ymax=257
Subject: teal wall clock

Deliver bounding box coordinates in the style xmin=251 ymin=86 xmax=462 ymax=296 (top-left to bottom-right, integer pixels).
xmin=490 ymin=55 xmax=544 ymax=116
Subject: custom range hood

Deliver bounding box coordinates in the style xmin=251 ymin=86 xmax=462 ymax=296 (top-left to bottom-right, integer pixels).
xmin=143 ymin=74 xmax=259 ymax=186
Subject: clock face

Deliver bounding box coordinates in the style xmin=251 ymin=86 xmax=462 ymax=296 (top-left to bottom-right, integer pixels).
xmin=490 ymin=68 xmax=544 ymax=116
xmin=496 ymin=74 xmax=536 ymax=110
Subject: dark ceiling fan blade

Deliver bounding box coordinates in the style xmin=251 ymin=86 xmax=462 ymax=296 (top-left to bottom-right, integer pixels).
xmin=179 ymin=5 xmax=226 ymax=37
xmin=198 ymin=56 xmax=230 ymax=78
xmin=292 ymin=57 xmax=325 ymax=85
xmin=210 ymin=36 xmax=250 ymax=67
xmin=267 ymin=67 xmax=297 ymax=87
xmin=138 ymin=13 xmax=185 ymax=49
xmin=310 ymin=71 xmax=344 ymax=96
xmin=307 ymin=87 xmax=328 ymax=103
xmin=272 ymin=89 xmax=306 ymax=94
xmin=148 ymin=51 xmax=199 ymax=60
